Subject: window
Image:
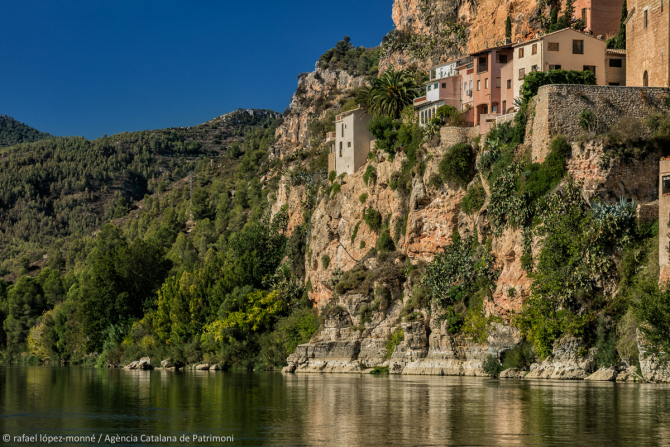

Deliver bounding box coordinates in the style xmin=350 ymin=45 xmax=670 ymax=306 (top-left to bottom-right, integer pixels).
xmin=431 ymin=69 xmax=436 ymax=79
xmin=477 ymin=80 xmax=481 ymax=91
xmin=442 ymin=83 xmax=446 ymax=88
xmin=582 ymin=8 xmax=587 ymax=22
xmin=507 ymin=79 xmax=511 ymax=88
xmin=643 ymin=70 xmax=649 ymax=86
xmin=609 ymin=59 xmax=623 ymax=68
xmin=339 ymin=142 xmax=342 ymax=157
xmin=583 ymin=65 xmax=596 ymax=76
xmin=609 ymin=83 xmax=620 ymax=86
xmin=502 ymin=101 xmax=507 ymax=112
xmin=548 ymin=42 xmax=559 ymax=51
xmin=532 ymin=44 xmax=537 ymax=55
xmin=434 ymin=83 xmax=438 ymax=90
xmin=644 ymin=8 xmax=651 ymax=26
xmin=519 ymin=68 xmax=526 ymax=80
xmin=464 ymin=82 xmax=467 ymax=91
xmin=469 ymin=80 xmax=473 ymax=89
xmin=427 ymin=85 xmax=431 ymax=91
xmin=519 ymin=48 xmax=524 ymax=58
xmin=498 ymin=54 xmax=508 ymax=64
xmin=341 ymin=124 xmax=344 ymax=137
xmin=492 ymin=104 xmax=498 ymax=113
xmin=531 ymin=65 xmax=538 ymax=72
xmin=482 ymin=105 xmax=488 ymax=114
xmin=549 ymin=64 xmax=562 ymax=70
xmin=663 ymin=175 xmax=670 ymax=196
xmin=485 ymin=78 xmax=489 ymax=89
xmin=348 ymin=142 xmax=351 ymax=148
xmin=573 ymin=40 xmax=584 ymax=54
xmin=496 ymin=77 xmax=501 ymax=88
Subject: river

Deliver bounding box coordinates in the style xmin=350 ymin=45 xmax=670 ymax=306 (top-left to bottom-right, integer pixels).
xmin=1 ymin=367 xmax=670 ymax=446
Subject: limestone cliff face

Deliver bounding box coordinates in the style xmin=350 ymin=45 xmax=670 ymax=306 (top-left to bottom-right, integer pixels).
xmin=271 ymin=68 xmax=368 ymax=158
xmin=380 ymin=0 xmax=543 ymax=73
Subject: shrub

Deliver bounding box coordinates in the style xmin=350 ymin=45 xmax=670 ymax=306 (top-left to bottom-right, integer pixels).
xmin=363 ymin=166 xmax=377 ymax=185
xmin=364 ymin=208 xmax=382 ymax=231
xmin=368 ymin=116 xmax=401 ymax=158
xmin=359 ymin=193 xmax=369 ymax=203
xmin=517 ymin=136 xmax=571 ymax=200
xmin=520 ymin=70 xmax=597 ymax=104
xmin=376 ymin=229 xmax=396 ymax=253
xmin=501 ymin=343 xmax=535 ymax=370
xmin=330 ymin=182 xmax=341 ymax=196
xmin=360 ymin=241 xmax=366 ymax=249
xmin=439 ymin=143 xmax=474 ymax=188
xmin=334 ymin=264 xmax=368 ymax=295
xmin=321 ymin=255 xmax=331 ymax=270
xmin=482 ymin=354 xmax=503 ymax=378
xmin=461 ymin=183 xmax=486 ymax=215
xmin=329 ymin=171 xmax=337 ymax=183
xmin=370 ymin=366 xmax=389 ymax=374
xmin=579 ymin=109 xmax=597 ymax=131
xmin=428 ymin=173 xmax=443 ymax=189
xmin=384 ymin=328 xmax=404 ymax=359
xmin=351 ymin=221 xmax=361 ymax=244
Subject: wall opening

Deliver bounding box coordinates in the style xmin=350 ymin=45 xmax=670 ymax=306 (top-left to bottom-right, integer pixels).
xmin=643 ymin=71 xmax=649 ymax=87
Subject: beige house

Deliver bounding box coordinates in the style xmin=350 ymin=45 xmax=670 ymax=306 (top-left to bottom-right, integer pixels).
xmin=333 ymin=108 xmax=374 ymax=176
xmin=513 ymin=28 xmax=608 ymax=97
xmin=606 ymin=49 xmax=627 ymax=85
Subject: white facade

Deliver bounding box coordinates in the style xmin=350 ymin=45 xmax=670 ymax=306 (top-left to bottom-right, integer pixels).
xmin=334 ymin=109 xmax=374 ymax=176
xmin=425 ymin=61 xmax=459 ymax=100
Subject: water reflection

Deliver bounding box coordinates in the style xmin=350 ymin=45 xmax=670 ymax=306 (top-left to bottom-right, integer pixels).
xmin=1 ymin=367 xmax=670 ymax=446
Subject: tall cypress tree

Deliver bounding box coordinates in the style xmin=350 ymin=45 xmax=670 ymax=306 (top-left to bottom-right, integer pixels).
xmin=609 ymin=0 xmax=627 ymax=49
xmin=505 ymin=16 xmax=513 ymax=39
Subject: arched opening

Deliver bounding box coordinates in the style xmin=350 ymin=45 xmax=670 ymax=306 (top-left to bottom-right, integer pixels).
xmin=643 ymin=71 xmax=649 ymax=87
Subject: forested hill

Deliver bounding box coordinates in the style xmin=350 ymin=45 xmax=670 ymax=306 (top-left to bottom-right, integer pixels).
xmin=0 ymin=108 xmax=280 ymax=277
xmin=0 ymin=115 xmax=51 ymax=148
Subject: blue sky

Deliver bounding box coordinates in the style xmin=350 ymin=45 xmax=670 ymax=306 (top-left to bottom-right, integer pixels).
xmin=1 ymin=1 xmax=393 ymax=139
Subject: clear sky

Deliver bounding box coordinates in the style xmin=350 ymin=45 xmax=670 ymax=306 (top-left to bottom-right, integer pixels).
xmin=1 ymin=1 xmax=394 ymax=139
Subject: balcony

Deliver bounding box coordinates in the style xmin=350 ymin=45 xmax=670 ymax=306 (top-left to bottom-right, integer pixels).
xmin=325 ymin=131 xmax=336 ymax=143
xmin=413 ymin=96 xmax=428 ymax=106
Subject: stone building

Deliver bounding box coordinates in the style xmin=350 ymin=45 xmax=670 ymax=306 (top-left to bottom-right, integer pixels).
xmin=413 ymin=59 xmax=471 ymax=127
xmin=332 ymin=108 xmax=374 ymax=176
xmin=660 ymin=158 xmax=670 ymax=282
xmin=625 ymin=0 xmax=669 ymax=86
xmin=456 ymin=59 xmax=475 ymax=122
xmin=573 ymin=0 xmax=625 ymax=37
xmin=470 ymin=42 xmax=514 ymax=131
xmin=513 ymin=28 xmax=608 ymax=97
xmin=606 ymin=49 xmax=627 ymax=85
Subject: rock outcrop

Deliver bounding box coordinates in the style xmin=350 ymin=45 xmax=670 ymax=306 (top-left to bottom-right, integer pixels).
xmin=124 ymin=357 xmax=153 ymax=370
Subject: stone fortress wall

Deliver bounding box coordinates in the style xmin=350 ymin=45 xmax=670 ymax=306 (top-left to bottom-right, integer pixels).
xmin=528 ymin=85 xmax=670 ymax=161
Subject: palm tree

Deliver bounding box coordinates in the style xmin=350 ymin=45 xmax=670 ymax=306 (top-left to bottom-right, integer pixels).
xmin=367 ymin=70 xmax=421 ymax=119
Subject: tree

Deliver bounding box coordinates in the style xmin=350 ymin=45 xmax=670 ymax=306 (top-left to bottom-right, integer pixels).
xmin=3 ymin=277 xmax=46 ymax=350
xmin=608 ymin=0 xmax=627 ymax=49
xmin=505 ymin=16 xmax=513 ymax=40
xmin=368 ymin=70 xmax=421 ymax=119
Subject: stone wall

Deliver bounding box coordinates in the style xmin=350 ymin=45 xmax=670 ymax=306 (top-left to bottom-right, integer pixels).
xmin=440 ymin=125 xmax=479 ymax=147
xmin=529 ymin=85 xmax=670 ymax=160
xmin=626 ymin=0 xmax=669 ymax=87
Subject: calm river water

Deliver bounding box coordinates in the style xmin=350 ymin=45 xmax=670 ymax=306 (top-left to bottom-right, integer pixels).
xmin=2 ymin=367 xmax=670 ymax=446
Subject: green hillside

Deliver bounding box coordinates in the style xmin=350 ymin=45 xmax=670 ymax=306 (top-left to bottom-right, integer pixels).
xmin=0 ymin=115 xmax=51 ymax=148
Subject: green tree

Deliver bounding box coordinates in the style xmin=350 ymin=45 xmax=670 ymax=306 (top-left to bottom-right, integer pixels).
xmin=505 ymin=16 xmax=513 ymax=39
xmin=3 ymin=277 xmax=46 ymax=350
xmin=368 ymin=70 xmax=421 ymax=119
xmin=608 ymin=0 xmax=627 ymax=49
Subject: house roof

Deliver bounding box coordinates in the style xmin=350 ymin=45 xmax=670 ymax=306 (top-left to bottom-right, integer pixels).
xmin=607 ymin=48 xmax=626 ymax=56
xmin=470 ymin=42 xmax=513 ymax=56
xmin=512 ymin=27 xmax=606 ymax=47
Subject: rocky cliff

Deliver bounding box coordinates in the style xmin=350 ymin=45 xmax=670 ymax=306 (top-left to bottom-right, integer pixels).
xmin=379 ymin=0 xmax=544 ymax=73
xmin=271 ymin=0 xmax=664 ymax=380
